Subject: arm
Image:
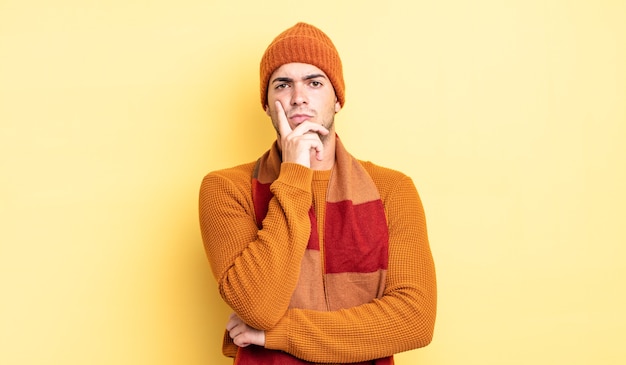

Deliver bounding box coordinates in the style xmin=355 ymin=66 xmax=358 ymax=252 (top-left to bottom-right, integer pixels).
xmin=198 ymin=163 xmax=313 ymax=330
xmin=201 ymin=100 xmax=332 ymax=330
xmin=263 ymin=175 xmax=437 ymax=363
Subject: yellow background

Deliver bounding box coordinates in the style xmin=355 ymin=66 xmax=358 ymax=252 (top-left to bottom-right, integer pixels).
xmin=1 ymin=0 xmax=625 ymax=364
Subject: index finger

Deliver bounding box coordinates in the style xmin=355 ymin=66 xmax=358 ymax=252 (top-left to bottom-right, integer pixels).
xmin=274 ymin=101 xmax=292 ymax=138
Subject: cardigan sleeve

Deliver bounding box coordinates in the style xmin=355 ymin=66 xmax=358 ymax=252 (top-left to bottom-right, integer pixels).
xmin=199 ymin=163 xmax=314 ymax=330
xmin=263 ymin=174 xmax=437 ymax=363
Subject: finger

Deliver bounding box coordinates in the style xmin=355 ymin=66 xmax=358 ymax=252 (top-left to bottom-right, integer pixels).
xmin=313 ymin=140 xmax=324 ymax=161
xmin=226 ymin=320 xmax=235 ymax=332
xmin=294 ymin=126 xmax=326 ymax=160
xmin=233 ymin=335 xmax=251 ymax=347
xmin=225 ymin=313 xmax=240 ymax=331
xmin=228 ymin=322 xmax=245 ymax=339
xmin=292 ymin=121 xmax=329 ymax=137
xmin=231 ymin=326 xmax=255 ymax=347
xmin=274 ymin=101 xmax=292 ymax=138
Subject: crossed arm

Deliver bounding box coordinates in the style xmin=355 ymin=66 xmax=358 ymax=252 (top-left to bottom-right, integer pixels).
xmin=200 ymin=165 xmax=436 ymax=363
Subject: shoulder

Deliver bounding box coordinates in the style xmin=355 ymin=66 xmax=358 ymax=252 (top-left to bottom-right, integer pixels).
xmin=358 ymin=160 xmax=413 ymax=186
xmin=357 ymin=160 xmax=427 ymax=223
xmin=358 ymin=160 xmax=419 ymax=198
xmin=204 ymin=161 xmax=256 ymax=182
xmin=200 ymin=161 xmax=256 ymax=196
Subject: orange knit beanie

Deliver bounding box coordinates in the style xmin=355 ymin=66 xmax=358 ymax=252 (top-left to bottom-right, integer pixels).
xmin=260 ymin=22 xmax=345 ymax=109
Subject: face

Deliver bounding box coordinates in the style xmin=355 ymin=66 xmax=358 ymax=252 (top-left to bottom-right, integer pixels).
xmin=265 ymin=63 xmax=341 ymax=143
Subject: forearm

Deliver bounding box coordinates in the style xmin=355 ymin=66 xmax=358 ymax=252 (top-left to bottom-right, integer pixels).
xmin=265 ymin=283 xmax=436 ymax=363
xmin=199 ymin=163 xmax=314 ymax=329
xmin=264 ymin=176 xmax=437 ymax=362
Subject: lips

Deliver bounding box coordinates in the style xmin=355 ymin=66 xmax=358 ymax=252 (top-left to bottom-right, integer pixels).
xmin=289 ymin=114 xmax=313 ymax=124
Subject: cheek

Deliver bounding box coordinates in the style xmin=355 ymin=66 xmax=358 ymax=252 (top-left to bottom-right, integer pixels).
xmin=267 ymin=90 xmax=280 ymax=102
xmin=265 ymin=105 xmax=280 ymax=133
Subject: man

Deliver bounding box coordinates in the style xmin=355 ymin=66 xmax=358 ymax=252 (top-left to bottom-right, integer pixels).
xmin=199 ymin=22 xmax=436 ymax=364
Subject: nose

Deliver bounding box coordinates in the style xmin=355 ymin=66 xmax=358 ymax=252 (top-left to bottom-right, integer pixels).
xmin=290 ymin=83 xmax=307 ymax=106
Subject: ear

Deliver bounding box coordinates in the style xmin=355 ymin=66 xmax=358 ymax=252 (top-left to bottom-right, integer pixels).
xmin=265 ymin=105 xmax=271 ymax=117
xmin=334 ymin=100 xmax=341 ymax=113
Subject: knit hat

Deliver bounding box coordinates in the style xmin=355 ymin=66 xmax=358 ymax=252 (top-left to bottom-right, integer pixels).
xmin=260 ymin=22 xmax=345 ymax=109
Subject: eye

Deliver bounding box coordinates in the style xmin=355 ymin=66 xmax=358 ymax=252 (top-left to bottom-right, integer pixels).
xmin=310 ymin=80 xmax=323 ymax=88
xmin=275 ymin=83 xmax=289 ymax=90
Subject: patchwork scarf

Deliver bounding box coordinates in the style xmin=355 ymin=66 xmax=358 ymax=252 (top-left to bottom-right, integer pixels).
xmin=236 ymin=137 xmax=391 ymax=365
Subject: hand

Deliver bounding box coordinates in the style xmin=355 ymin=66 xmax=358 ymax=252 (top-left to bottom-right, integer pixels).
xmin=226 ymin=312 xmax=266 ymax=348
xmin=274 ymin=101 xmax=329 ymax=168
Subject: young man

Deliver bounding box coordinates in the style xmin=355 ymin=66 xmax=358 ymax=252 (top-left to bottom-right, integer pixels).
xmin=199 ymin=22 xmax=436 ymax=364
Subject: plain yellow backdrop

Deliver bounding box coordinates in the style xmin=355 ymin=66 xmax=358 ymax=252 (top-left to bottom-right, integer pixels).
xmin=1 ymin=1 xmax=625 ymax=364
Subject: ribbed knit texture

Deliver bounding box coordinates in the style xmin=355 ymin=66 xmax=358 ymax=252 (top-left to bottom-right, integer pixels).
xmin=236 ymin=139 xmax=390 ymax=364
xmin=260 ymin=22 xmax=345 ymax=108
xmin=199 ymin=145 xmax=437 ymax=363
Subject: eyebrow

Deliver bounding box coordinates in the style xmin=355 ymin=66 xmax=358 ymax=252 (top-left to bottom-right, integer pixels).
xmin=271 ymin=74 xmax=328 ymax=84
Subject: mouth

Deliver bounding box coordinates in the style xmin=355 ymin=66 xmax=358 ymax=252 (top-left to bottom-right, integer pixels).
xmin=288 ymin=113 xmax=313 ymax=124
